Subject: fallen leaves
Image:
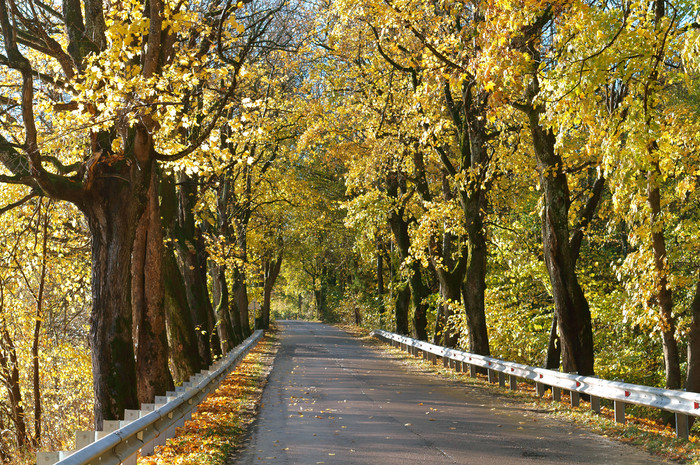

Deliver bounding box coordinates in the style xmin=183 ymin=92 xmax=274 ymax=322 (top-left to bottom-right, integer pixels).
xmin=138 ymin=335 xmax=278 ymax=465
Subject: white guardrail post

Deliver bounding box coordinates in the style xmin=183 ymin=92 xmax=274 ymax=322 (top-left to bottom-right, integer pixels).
xmin=371 ymin=329 xmax=697 ymax=440
xmin=36 ymin=330 xmax=264 ymax=465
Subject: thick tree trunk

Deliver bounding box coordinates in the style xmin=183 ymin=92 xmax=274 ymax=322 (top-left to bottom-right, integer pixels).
xmin=175 ymin=173 xmax=217 ymax=366
xmin=462 ymin=229 xmax=490 ymax=355
xmin=163 ymin=245 xmax=201 ymax=385
xmin=132 ymin=168 xmax=172 ymax=404
xmin=459 ymin=124 xmax=491 ymax=355
xmin=528 ymin=106 xmax=595 ymax=376
xmin=82 ymin=185 xmax=141 ymax=428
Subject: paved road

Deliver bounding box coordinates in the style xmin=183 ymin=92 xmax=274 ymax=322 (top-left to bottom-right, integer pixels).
xmin=233 ymin=321 xmax=665 ymax=464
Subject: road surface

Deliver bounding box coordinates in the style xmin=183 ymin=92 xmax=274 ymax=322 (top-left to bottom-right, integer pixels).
xmin=232 ymin=321 xmax=665 ymax=464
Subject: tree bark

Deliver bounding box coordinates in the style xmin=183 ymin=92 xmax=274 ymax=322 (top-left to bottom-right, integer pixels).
xmin=233 ymin=265 xmax=251 ymax=336
xmin=163 ymin=244 xmax=201 ymax=384
xmin=648 ymin=167 xmax=681 ymax=389
xmin=175 ymin=173 xmax=217 ymax=366
xmin=0 ymin=323 xmax=29 ymax=450
xmin=526 ymin=101 xmax=595 ymax=376
xmin=545 ymin=314 xmax=561 ymax=369
xmin=210 ymin=261 xmax=238 ymax=351
xmin=394 ymin=281 xmax=411 ymax=335
xmin=686 ymin=279 xmax=700 ymax=398
xmin=81 ymin=181 xmax=141 ymax=428
xmin=262 ymin=254 xmax=283 ymax=329
xmin=132 ymin=168 xmax=173 ymax=404
xmin=377 ymin=241 xmax=385 ymax=297
xmin=387 ymin=207 xmax=429 ymax=340
xmin=32 ymin=200 xmax=50 ymax=446
xmin=462 ymin=225 xmax=490 ymax=354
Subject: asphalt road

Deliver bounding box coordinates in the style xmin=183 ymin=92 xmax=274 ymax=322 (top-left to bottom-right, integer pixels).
xmin=232 ymin=321 xmax=666 ymax=464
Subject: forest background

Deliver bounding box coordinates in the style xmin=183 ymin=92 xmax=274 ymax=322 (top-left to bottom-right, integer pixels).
xmin=0 ymin=0 xmax=699 ymax=463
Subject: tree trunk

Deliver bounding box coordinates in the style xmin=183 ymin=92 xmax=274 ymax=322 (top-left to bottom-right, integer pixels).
xmin=210 ymin=262 xmax=238 ymax=351
xmin=648 ymin=168 xmax=681 ymax=389
xmin=32 ymin=202 xmax=49 ymax=446
xmin=387 ymin=207 xmax=429 ymax=340
xmin=82 ymin=186 xmax=141 ymax=428
xmin=233 ymin=266 xmax=251 ymax=336
xmin=545 ymin=314 xmax=561 ymax=369
xmin=262 ymin=254 xmax=283 ymax=329
xmin=459 ymin=122 xmax=491 ymax=355
xmin=462 ymin=227 xmax=490 ymax=355
xmin=527 ymin=104 xmax=595 ymax=376
xmin=394 ymin=280 xmax=411 ymax=335
xmin=175 ymin=173 xmax=216 ymax=366
xmin=685 ymin=278 xmax=700 ymax=408
xmin=132 ymin=168 xmax=172 ymax=404
xmin=0 ymin=324 xmax=29 ymax=449
xmin=435 ymin=274 xmax=462 ymax=348
xmin=162 ymin=245 xmax=201 ymax=385
xmin=377 ymin=241 xmax=385 ymax=297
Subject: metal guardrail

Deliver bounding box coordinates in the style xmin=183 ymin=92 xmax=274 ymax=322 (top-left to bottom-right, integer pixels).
xmin=371 ymin=329 xmax=700 ymax=439
xmin=37 ymin=330 xmax=264 ymax=465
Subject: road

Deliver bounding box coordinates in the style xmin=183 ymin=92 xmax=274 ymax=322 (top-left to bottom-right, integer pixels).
xmin=232 ymin=321 xmax=665 ymax=464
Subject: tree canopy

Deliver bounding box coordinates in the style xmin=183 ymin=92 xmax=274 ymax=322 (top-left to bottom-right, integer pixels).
xmin=1 ymin=0 xmax=700 ymax=459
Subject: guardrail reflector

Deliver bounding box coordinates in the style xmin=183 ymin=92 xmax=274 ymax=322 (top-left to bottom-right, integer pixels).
xmin=625 ymin=391 xmax=630 ymax=397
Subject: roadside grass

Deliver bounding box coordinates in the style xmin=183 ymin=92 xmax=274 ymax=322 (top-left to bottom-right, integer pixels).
xmin=138 ymin=332 xmax=278 ymax=465
xmin=344 ymin=325 xmax=700 ymax=464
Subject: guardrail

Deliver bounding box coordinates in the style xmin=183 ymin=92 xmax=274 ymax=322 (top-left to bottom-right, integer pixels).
xmin=37 ymin=330 xmax=264 ymax=465
xmin=371 ymin=329 xmax=700 ymax=439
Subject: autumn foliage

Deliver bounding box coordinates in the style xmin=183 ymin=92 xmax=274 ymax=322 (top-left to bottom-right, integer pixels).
xmin=138 ymin=336 xmax=276 ymax=465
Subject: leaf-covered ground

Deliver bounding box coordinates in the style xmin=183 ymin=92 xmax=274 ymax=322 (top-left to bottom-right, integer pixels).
xmin=138 ymin=334 xmax=278 ymax=465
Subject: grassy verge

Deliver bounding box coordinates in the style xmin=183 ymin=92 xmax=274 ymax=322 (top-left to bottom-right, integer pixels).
xmin=138 ymin=332 xmax=278 ymax=465
xmin=344 ymin=325 xmax=700 ymax=464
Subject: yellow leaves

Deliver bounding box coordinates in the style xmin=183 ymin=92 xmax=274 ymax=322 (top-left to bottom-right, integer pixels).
xmin=138 ymin=338 xmax=276 ymax=465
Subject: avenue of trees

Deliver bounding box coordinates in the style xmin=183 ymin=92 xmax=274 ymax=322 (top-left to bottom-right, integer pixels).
xmin=0 ymin=0 xmax=699 ymax=461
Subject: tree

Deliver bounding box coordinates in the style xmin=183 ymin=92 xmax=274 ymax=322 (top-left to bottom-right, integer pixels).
xmin=0 ymin=0 xmax=246 ymax=426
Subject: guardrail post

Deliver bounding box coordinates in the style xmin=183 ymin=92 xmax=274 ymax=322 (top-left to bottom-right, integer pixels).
xmin=570 ymin=390 xmax=580 ymax=407
xmin=443 ymin=356 xmax=449 ymax=368
xmin=469 ymin=364 xmax=477 ymax=377
xmin=498 ymin=371 xmax=506 ymax=388
xmin=552 ymin=386 xmax=561 ymax=402
xmin=589 ymin=395 xmax=600 ymax=413
xmin=675 ymin=413 xmax=689 ymax=439
xmin=36 ymin=452 xmax=59 ymax=465
xmin=509 ymin=375 xmax=517 ymax=390
xmin=536 ymin=382 xmax=546 ymax=397
xmin=488 ymin=369 xmax=496 ymax=383
xmin=614 ymin=400 xmax=625 ymax=423
xmin=455 ymin=360 xmax=462 ymax=373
